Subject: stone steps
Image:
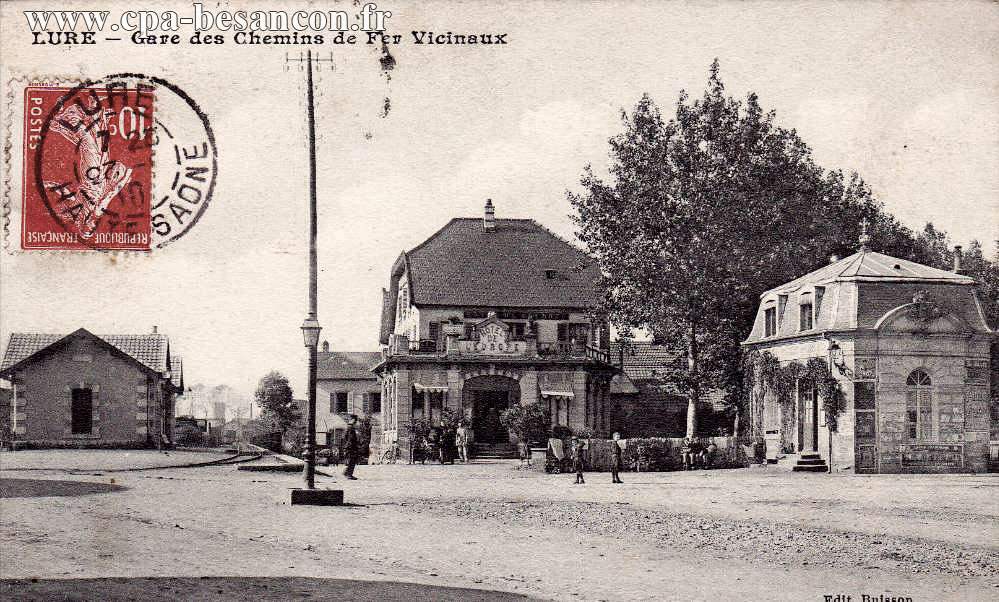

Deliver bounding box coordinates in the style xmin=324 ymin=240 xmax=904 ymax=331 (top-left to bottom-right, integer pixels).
xmin=792 ymin=451 xmax=828 ymax=472
xmin=473 ymin=443 xmax=518 ymax=459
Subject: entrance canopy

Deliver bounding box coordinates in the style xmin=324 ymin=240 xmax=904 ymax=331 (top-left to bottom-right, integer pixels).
xmin=541 ymin=387 xmax=574 ymax=398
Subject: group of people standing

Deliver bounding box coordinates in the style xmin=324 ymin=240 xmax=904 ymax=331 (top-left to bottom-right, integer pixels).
xmin=423 ymin=421 xmax=473 ymax=464
xmin=570 ymin=431 xmax=625 ymax=485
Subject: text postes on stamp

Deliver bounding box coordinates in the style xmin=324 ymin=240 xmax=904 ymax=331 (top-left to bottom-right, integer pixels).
xmin=23 ymin=74 xmax=216 ymax=251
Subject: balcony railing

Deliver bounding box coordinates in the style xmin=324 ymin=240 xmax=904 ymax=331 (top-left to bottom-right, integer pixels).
xmin=389 ymin=334 xmax=612 ymax=364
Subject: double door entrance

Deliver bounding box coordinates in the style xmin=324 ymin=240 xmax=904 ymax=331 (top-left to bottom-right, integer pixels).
xmin=471 ymin=390 xmax=510 ymax=444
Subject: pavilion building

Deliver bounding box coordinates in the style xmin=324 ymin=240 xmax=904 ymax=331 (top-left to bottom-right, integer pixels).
xmin=372 ymin=200 xmax=617 ymax=460
xmin=743 ymin=232 xmax=993 ymax=473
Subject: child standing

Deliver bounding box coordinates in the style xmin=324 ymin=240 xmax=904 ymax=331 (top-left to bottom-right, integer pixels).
xmin=571 ymin=437 xmax=586 ymax=484
xmin=610 ymin=432 xmax=624 ymax=484
xmin=517 ymin=439 xmax=532 ymax=469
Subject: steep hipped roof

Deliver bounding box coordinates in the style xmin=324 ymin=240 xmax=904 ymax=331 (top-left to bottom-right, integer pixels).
xmin=403 ymin=218 xmax=601 ymax=308
xmin=767 ymin=249 xmax=974 ymax=296
xmin=0 ymin=329 xmax=180 ymax=389
xmin=318 ymin=351 xmax=381 ymax=380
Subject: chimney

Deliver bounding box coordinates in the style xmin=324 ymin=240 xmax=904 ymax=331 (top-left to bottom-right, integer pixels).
xmin=483 ymin=198 xmax=495 ymax=232
xmin=152 ymin=325 xmax=158 ymax=334
xmin=321 ymin=340 xmax=330 ymax=352
xmin=953 ymin=245 xmax=963 ymax=273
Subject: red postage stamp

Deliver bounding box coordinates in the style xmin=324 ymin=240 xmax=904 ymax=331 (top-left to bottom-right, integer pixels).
xmin=22 ymin=85 xmax=154 ymax=250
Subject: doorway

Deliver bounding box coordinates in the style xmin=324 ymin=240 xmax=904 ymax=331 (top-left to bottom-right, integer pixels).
xmin=71 ymin=388 xmax=93 ymax=434
xmin=800 ymin=383 xmax=818 ymax=452
xmin=472 ymin=390 xmax=510 ymax=443
xmin=463 ymin=375 xmax=521 ymax=444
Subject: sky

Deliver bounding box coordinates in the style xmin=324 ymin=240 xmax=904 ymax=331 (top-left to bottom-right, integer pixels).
xmin=2 ymin=0 xmax=997 ymax=396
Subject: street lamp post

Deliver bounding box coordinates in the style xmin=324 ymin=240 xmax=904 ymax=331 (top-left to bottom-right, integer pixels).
xmin=300 ymin=49 xmax=322 ymax=491
xmin=287 ymin=49 xmax=343 ymax=507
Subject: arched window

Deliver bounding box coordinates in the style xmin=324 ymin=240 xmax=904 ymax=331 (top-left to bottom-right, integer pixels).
xmin=905 ymin=369 xmax=933 ymax=441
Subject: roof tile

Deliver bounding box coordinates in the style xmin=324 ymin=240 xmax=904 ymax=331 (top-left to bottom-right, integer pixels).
xmin=318 ymin=351 xmax=381 ymax=380
xmin=1 ymin=330 xmax=171 ymax=375
xmin=405 ymin=218 xmax=601 ymax=308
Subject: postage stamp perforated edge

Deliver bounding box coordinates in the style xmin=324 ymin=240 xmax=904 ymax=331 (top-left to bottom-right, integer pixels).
xmin=2 ymin=73 xmax=160 ymax=256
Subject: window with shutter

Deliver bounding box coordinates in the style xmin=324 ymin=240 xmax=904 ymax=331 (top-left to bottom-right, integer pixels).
xmin=799 ymin=303 xmax=814 ymax=331
xmin=335 ymin=392 xmax=349 ymax=414
xmin=362 ymin=392 xmax=370 ymax=414
xmin=371 ymin=392 xmax=382 ymax=413
xmin=764 ymin=308 xmax=777 ymax=337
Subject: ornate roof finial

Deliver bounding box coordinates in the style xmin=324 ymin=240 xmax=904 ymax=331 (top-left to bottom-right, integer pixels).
xmin=858 ymin=217 xmax=871 ymax=252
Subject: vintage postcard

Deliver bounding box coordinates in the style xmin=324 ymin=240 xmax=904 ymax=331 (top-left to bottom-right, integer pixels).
xmin=0 ymin=1 xmax=996 ymax=601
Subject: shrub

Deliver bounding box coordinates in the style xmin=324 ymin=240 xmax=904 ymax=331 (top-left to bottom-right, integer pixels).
xmin=551 ymin=425 xmax=573 ymax=440
xmin=624 ymin=438 xmax=676 ymax=472
xmin=500 ymin=403 xmax=551 ymax=445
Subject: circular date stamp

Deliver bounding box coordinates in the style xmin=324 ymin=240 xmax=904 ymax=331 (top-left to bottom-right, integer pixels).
xmin=23 ymin=73 xmax=217 ymax=251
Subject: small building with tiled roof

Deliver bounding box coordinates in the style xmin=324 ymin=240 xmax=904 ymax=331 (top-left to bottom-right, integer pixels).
xmin=373 ymin=201 xmax=616 ymax=461
xmin=609 ymin=341 xmax=728 ymax=437
xmin=743 ymin=228 xmax=993 ymax=474
xmin=0 ymin=327 xmax=183 ymax=448
xmin=314 ymin=345 xmax=382 ymax=448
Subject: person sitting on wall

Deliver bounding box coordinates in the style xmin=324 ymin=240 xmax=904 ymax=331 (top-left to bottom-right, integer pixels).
xmin=681 ymin=436 xmax=698 ymax=470
xmin=698 ymin=440 xmax=718 ymax=469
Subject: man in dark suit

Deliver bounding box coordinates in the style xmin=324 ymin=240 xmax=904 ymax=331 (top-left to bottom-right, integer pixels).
xmin=343 ymin=414 xmax=360 ymax=480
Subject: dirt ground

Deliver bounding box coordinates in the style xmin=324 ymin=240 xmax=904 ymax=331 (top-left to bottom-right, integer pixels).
xmin=0 ymin=449 xmax=230 ymax=472
xmin=1 ymin=453 xmax=996 ymax=601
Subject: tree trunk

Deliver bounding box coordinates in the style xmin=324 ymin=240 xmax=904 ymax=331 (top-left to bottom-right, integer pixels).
xmin=827 ymin=426 xmax=833 ymax=474
xmin=686 ymin=322 xmax=699 ymax=438
xmin=733 ymin=408 xmax=740 ymax=440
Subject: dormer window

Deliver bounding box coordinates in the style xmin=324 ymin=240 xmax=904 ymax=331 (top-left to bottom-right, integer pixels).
xmin=799 ymin=302 xmax=814 ymax=331
xmin=764 ymin=307 xmax=777 ymax=337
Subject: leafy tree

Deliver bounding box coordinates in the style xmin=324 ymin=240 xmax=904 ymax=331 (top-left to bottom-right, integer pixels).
xmin=571 ymin=60 xmax=920 ymax=437
xmin=253 ymin=371 xmax=299 ymax=435
xmin=500 ymin=402 xmax=551 ymax=445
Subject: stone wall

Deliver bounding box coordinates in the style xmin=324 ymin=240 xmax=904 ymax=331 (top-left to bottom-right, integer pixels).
xmin=871 ymin=335 xmax=990 ymax=474
xmin=8 ymin=336 xmax=166 ymax=447
xmin=375 ymin=362 xmax=613 ymax=462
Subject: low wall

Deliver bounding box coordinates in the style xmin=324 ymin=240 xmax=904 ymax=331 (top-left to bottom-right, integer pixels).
xmin=564 ymin=436 xmax=749 ymax=472
xmin=6 ymin=439 xmax=156 ymax=450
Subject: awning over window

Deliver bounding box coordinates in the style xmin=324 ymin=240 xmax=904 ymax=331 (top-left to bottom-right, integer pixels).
xmin=540 ymin=384 xmax=574 ymax=398
xmin=413 ymin=383 xmax=449 ymax=393
xmin=539 ymin=372 xmax=574 ymax=398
